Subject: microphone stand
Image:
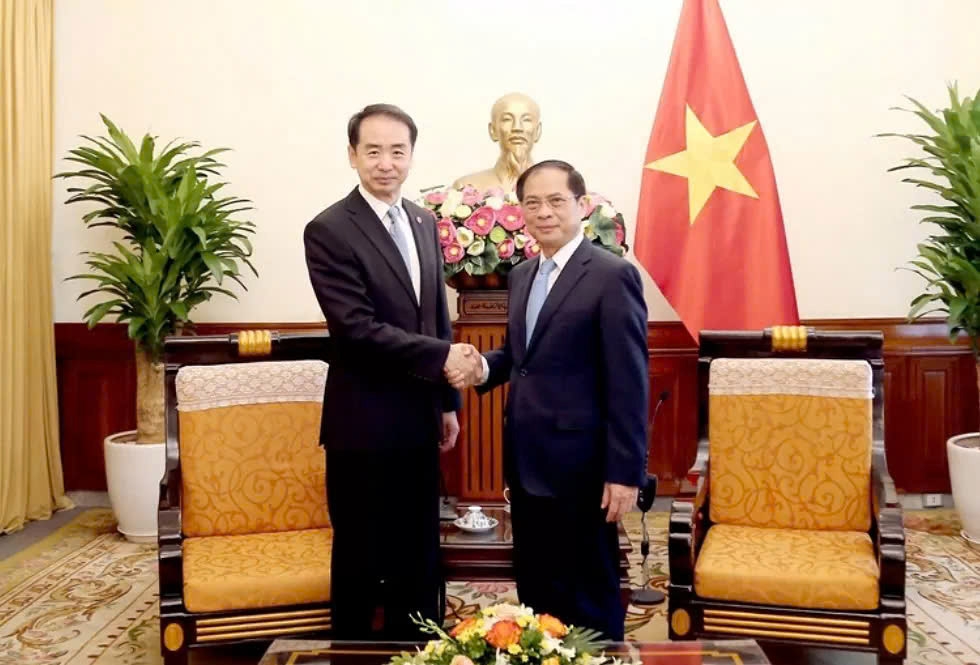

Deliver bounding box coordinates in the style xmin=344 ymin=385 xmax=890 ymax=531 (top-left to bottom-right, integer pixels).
xmin=631 ymin=390 xmax=670 ymax=607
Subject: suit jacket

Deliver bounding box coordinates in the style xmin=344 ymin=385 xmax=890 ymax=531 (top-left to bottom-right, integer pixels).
xmin=304 ymin=187 xmax=460 ymax=451
xmin=478 ymin=240 xmax=649 ymax=497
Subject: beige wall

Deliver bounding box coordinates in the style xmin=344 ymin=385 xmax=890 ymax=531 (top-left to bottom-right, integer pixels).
xmin=51 ymin=0 xmax=980 ymax=323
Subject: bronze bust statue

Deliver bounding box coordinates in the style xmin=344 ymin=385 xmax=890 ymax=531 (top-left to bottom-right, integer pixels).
xmin=452 ymin=92 xmax=542 ymax=192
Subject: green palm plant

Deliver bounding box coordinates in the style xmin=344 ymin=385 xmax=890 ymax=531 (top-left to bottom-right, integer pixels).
xmin=882 ymin=84 xmax=980 ymax=381
xmin=56 ymin=115 xmax=257 ymax=444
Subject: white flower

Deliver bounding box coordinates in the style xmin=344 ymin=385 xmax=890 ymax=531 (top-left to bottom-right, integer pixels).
xmin=495 ymin=650 xmax=511 ymax=665
xmin=486 ymin=196 xmax=504 ymax=210
xmin=454 ymin=204 xmax=473 ymax=218
xmin=540 ymin=636 xmax=561 ymax=655
xmin=505 ymin=191 xmax=519 ymax=204
xmin=598 ymin=204 xmax=617 ymax=219
xmin=467 ymin=239 xmax=485 ymax=256
xmin=440 ymin=189 xmax=464 ymax=217
xmin=513 ymin=234 xmax=529 ymax=249
xmin=558 ymin=647 xmax=577 ymax=660
xmin=456 ymin=227 xmax=475 ymax=248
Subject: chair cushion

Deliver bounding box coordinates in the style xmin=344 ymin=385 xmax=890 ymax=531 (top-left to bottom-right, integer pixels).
xmin=176 ymin=360 xmax=330 ymax=538
xmin=708 ymin=358 xmax=873 ymax=532
xmin=183 ymin=528 xmax=332 ymax=613
xmin=694 ymin=523 xmax=879 ymax=611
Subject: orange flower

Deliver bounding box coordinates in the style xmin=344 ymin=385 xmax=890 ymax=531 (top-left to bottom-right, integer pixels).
xmin=486 ymin=620 xmax=522 ymax=648
xmin=538 ymin=614 xmax=568 ymax=637
xmin=450 ymin=617 xmax=479 ymax=638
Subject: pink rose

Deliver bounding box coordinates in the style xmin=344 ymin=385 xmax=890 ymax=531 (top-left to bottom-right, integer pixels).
xmin=497 ymin=239 xmax=515 ymax=259
xmin=497 ymin=205 xmax=524 ymax=231
xmin=615 ymin=222 xmax=625 ymax=245
xmin=425 ymin=191 xmax=448 ymax=205
xmin=524 ymin=240 xmax=541 ymax=259
xmin=484 ymin=187 xmax=505 ymax=199
xmin=436 ymin=219 xmax=456 ymax=247
xmin=443 ymin=242 xmax=465 ymax=264
xmin=461 ymin=186 xmax=482 ymax=206
xmin=464 ymin=207 xmax=496 ymax=236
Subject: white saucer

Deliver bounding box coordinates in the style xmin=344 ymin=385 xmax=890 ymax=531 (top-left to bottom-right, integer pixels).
xmin=454 ymin=517 xmax=499 ymax=533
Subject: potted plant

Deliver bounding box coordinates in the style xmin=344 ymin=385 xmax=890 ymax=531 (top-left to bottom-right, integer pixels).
xmin=57 ymin=115 xmax=256 ymax=542
xmin=883 ymin=82 xmax=980 ymax=544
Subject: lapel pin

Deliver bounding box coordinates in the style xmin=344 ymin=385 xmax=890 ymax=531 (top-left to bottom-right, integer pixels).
xmin=415 ymin=215 xmax=422 ymax=224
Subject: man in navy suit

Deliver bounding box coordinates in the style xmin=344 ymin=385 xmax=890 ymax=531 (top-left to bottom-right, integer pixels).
xmin=447 ymin=160 xmax=649 ymax=640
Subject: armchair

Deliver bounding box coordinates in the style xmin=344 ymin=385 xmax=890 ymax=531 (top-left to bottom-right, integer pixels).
xmin=668 ymin=327 xmax=906 ymax=664
xmin=158 ymin=330 xmax=333 ymax=665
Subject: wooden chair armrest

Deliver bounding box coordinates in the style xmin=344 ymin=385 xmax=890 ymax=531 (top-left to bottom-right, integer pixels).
xmin=872 ymin=448 xmax=905 ymax=605
xmin=677 ymin=436 xmax=710 ymax=498
xmin=158 ymin=452 xmax=183 ymax=601
xmin=668 ymin=472 xmax=710 ymax=590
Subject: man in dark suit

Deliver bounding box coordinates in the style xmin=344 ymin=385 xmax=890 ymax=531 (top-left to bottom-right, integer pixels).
xmin=447 ymin=160 xmax=649 ymax=640
xmin=304 ymin=104 xmax=481 ymax=640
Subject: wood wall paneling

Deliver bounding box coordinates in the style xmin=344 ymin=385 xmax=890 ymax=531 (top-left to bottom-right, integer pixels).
xmin=54 ymin=316 xmax=977 ymax=496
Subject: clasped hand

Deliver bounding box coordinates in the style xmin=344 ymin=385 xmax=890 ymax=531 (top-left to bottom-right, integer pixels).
xmin=444 ymin=343 xmax=482 ymax=390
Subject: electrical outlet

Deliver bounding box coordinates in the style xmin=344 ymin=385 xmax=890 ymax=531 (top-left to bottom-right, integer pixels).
xmin=923 ymin=493 xmax=943 ymax=508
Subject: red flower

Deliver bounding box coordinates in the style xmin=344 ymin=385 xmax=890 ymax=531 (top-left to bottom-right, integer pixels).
xmin=444 ymin=242 xmax=465 ymax=264
xmin=497 ymin=205 xmax=524 ymax=232
xmin=464 ymin=207 xmax=496 ymax=236
xmin=437 ymin=219 xmax=457 ymax=247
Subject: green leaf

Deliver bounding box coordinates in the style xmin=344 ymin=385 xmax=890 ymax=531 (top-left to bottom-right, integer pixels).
xmin=201 ymin=251 xmax=224 ymax=284
xmin=84 ymin=299 xmax=123 ymax=326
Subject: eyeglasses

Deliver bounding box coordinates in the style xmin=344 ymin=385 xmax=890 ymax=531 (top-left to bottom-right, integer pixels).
xmin=522 ymin=195 xmax=576 ymax=212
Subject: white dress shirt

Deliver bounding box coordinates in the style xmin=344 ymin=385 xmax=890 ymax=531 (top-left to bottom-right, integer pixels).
xmin=478 ymin=233 xmax=585 ymax=383
xmin=359 ymin=184 xmax=421 ymax=302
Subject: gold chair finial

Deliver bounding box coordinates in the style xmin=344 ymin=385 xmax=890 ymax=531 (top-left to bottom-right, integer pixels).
xmin=771 ymin=325 xmax=807 ymax=352
xmin=237 ymin=330 xmax=272 ymax=357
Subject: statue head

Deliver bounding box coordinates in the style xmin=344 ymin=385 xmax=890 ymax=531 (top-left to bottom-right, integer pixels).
xmin=489 ymin=92 xmax=542 ymax=176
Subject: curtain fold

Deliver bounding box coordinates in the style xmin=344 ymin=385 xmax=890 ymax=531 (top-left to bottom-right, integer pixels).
xmin=1 ymin=0 xmax=72 ymax=534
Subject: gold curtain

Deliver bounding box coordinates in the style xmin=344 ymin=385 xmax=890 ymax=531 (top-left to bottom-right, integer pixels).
xmin=0 ymin=0 xmax=72 ymax=533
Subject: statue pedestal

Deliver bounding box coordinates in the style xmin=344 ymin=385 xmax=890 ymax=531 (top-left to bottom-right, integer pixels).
xmin=451 ymin=285 xmax=509 ymax=502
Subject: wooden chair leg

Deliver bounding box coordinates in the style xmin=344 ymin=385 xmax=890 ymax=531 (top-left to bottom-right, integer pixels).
xmin=878 ymin=655 xmax=904 ymax=665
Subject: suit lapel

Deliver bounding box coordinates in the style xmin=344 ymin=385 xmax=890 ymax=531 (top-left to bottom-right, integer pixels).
xmin=525 ymin=241 xmax=592 ymax=359
xmin=345 ymin=188 xmax=417 ymax=306
xmin=404 ymin=200 xmax=434 ymax=310
xmin=512 ymin=258 xmax=537 ymax=359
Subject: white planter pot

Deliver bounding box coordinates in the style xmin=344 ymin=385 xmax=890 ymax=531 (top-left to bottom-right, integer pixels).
xmin=104 ymin=430 xmax=166 ymax=543
xmin=947 ymin=432 xmax=980 ymax=546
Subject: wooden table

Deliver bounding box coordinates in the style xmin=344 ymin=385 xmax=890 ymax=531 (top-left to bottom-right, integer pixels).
xmin=439 ymin=505 xmax=634 ymax=610
xmin=258 ymin=638 xmax=772 ymax=665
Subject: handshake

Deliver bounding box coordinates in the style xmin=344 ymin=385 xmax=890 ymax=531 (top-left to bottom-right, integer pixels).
xmin=444 ymin=343 xmax=484 ymax=390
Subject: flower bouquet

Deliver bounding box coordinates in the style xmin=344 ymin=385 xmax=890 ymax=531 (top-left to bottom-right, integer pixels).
xmin=418 ymin=185 xmax=629 ymax=285
xmin=389 ymin=604 xmax=639 ymax=665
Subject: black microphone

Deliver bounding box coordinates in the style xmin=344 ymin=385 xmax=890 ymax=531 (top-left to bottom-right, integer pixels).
xmin=636 ymin=390 xmax=669 ymax=513
xmin=632 ymin=390 xmax=670 ymax=607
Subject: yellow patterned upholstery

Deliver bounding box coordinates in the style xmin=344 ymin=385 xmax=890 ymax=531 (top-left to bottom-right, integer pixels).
xmin=694 ymin=524 xmax=879 ymax=610
xmin=183 ymin=528 xmax=333 ymax=612
xmin=708 ymin=358 xmax=873 ymax=532
xmin=176 ymin=360 xmax=329 ymax=538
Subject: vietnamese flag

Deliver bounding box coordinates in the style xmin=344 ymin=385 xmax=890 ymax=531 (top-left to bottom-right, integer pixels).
xmin=633 ymin=0 xmax=798 ymax=342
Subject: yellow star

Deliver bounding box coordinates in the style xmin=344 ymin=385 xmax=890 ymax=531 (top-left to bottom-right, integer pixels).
xmin=646 ymin=105 xmax=759 ymax=224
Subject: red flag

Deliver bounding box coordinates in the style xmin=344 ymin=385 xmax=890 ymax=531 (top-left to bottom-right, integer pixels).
xmin=633 ymin=0 xmax=798 ymax=342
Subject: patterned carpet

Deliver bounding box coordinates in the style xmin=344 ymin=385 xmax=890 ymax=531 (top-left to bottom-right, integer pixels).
xmin=0 ymin=508 xmax=978 ymax=664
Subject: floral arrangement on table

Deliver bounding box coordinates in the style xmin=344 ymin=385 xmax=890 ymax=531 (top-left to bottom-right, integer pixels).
xmin=418 ymin=185 xmax=629 ymax=284
xmin=389 ymin=603 xmax=639 ymax=665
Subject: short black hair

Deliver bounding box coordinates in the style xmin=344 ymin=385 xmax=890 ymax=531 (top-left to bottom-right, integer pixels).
xmin=347 ymin=103 xmax=418 ymax=148
xmin=516 ymin=160 xmax=587 ymax=200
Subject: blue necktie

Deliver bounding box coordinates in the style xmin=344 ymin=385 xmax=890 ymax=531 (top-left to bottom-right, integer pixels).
xmin=525 ymin=258 xmax=557 ymax=345
xmin=386 ymin=205 xmax=412 ymax=273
